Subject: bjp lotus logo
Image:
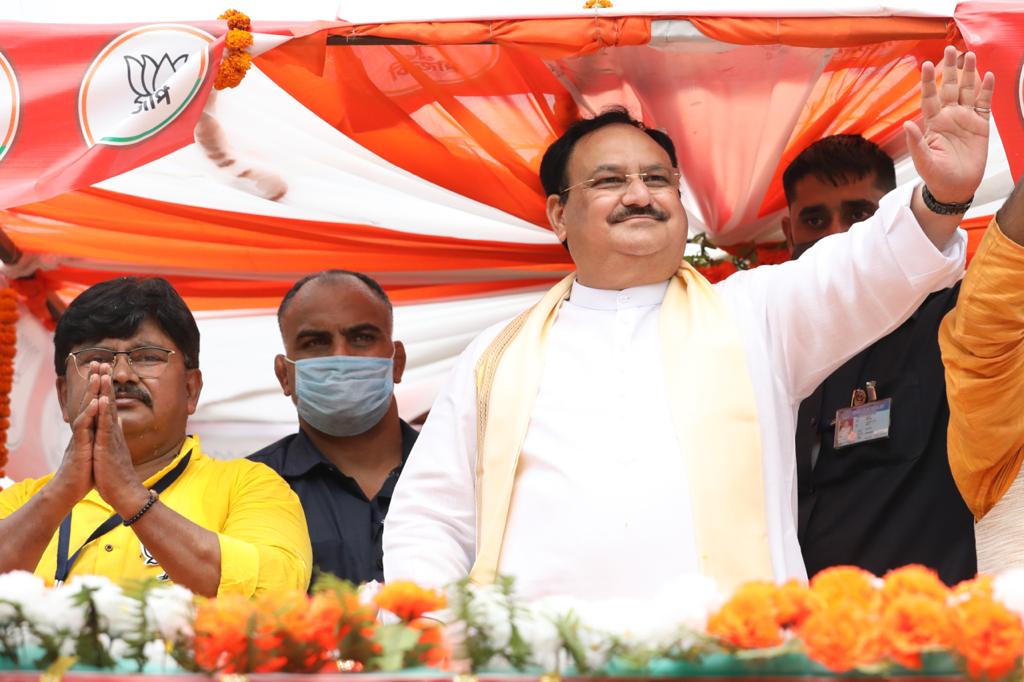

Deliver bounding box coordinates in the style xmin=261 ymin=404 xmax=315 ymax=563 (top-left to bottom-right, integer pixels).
xmin=79 ymin=24 xmax=213 ymax=147
xmin=0 ymin=51 xmax=19 ymax=163
xmin=125 ymin=53 xmax=189 ymax=114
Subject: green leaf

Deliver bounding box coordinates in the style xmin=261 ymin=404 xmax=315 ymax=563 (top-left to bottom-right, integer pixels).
xmin=370 ymin=624 xmax=422 ymax=672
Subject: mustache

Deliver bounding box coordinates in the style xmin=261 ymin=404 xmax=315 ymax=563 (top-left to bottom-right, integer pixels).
xmin=609 ymin=205 xmax=670 ymax=223
xmin=114 ymin=383 xmax=153 ymax=407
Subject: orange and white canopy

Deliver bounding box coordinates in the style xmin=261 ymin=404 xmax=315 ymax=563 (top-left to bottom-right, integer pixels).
xmin=0 ymin=1 xmax=1021 ymax=476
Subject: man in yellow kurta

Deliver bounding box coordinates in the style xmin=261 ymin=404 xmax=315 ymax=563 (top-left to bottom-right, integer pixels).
xmin=0 ymin=276 xmax=312 ymax=595
xmin=940 ymin=174 xmax=1024 ymax=572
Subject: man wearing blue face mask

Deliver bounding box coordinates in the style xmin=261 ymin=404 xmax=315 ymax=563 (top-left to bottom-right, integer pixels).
xmin=249 ymin=270 xmax=415 ymax=584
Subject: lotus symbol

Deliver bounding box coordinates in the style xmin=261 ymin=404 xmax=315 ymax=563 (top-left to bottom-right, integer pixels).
xmin=124 ymin=53 xmax=188 ymax=114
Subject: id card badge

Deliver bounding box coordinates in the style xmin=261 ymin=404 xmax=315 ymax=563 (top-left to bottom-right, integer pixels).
xmin=834 ymin=398 xmax=892 ymax=449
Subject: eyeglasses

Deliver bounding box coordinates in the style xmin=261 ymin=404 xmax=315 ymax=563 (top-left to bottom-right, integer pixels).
xmin=560 ymin=170 xmax=682 ymax=196
xmin=68 ymin=346 xmax=176 ymax=379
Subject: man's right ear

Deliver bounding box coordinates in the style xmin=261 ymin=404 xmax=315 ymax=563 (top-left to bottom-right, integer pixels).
xmin=274 ymin=354 xmax=292 ymax=397
xmin=547 ymin=194 xmax=568 ymax=244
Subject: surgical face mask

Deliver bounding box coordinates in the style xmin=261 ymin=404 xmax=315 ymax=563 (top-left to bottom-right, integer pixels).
xmin=286 ymin=354 xmax=394 ymax=437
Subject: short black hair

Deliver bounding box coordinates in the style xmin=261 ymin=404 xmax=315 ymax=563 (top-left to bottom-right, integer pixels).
xmin=277 ymin=270 xmax=393 ymax=327
xmin=782 ymin=134 xmax=897 ymax=205
xmin=54 ymin=277 xmax=200 ymax=377
xmin=539 ymin=106 xmax=679 ymax=202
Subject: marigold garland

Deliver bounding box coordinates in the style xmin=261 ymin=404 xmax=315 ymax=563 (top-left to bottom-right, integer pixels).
xmin=798 ymin=604 xmax=883 ymax=672
xmin=881 ymin=594 xmax=951 ymax=669
xmin=190 ymin=584 xmax=441 ymax=675
xmin=703 ymin=564 xmax=1024 ymax=678
xmin=0 ymin=288 xmax=17 ymax=479
xmin=689 ymin=235 xmax=791 ymax=283
xmin=215 ymin=9 xmax=253 ymax=90
xmin=950 ymin=594 xmax=1024 ymax=679
xmin=706 ymin=581 xmax=785 ymax=649
xmin=373 ymin=580 xmax=447 ymax=621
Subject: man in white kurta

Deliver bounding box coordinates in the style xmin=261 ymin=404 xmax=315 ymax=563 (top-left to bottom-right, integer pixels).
xmin=384 ymin=47 xmax=994 ymax=602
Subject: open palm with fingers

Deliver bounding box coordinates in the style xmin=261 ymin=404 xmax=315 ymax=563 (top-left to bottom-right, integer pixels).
xmin=904 ymin=46 xmax=995 ymax=205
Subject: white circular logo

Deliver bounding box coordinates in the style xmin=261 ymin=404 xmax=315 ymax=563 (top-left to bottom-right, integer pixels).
xmin=79 ymin=24 xmax=213 ymax=148
xmin=0 ymin=51 xmax=20 ymax=162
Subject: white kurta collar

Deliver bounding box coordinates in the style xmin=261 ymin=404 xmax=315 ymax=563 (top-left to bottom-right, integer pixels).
xmin=568 ymin=279 xmax=670 ymax=310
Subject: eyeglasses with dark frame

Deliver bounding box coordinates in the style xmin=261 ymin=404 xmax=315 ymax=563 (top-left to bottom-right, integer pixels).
xmin=560 ymin=170 xmax=683 ymax=196
xmin=67 ymin=346 xmax=176 ymax=379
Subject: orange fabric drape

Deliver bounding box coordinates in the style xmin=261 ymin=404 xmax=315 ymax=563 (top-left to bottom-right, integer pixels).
xmin=4 ymin=188 xmax=571 ymax=273
xmin=257 ymin=39 xmax=580 ymax=227
xmin=318 ymin=18 xmax=652 ymax=59
xmin=9 ymin=267 xmax=565 ymax=313
xmin=259 ymin=17 xmax=968 ymax=241
xmin=758 ymin=40 xmax=951 ymax=217
xmin=1 ymin=187 xmax=574 ymax=311
xmin=688 ymin=16 xmax=958 ymax=48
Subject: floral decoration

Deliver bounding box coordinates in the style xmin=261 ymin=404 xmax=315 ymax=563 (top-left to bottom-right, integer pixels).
xmin=0 ymin=288 xmax=15 ymax=479
xmin=215 ymin=9 xmax=253 ymax=90
xmin=686 ymin=234 xmax=791 ymax=283
xmin=2 ymin=566 xmax=1024 ymax=679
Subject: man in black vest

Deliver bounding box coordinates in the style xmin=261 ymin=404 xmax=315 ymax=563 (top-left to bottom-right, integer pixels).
xmin=783 ymin=135 xmax=975 ymax=585
xmin=250 ymin=270 xmax=417 ymax=584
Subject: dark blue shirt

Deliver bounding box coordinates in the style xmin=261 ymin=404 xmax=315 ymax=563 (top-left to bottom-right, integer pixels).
xmin=249 ymin=420 xmax=418 ymax=585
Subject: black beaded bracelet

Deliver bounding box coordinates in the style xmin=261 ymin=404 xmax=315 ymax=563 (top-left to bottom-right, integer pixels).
xmin=922 ymin=184 xmax=973 ymax=215
xmin=123 ymin=490 xmax=158 ymax=527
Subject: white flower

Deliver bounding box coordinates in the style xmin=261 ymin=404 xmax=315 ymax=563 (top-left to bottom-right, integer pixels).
xmin=0 ymin=571 xmax=46 ymax=622
xmin=21 ymin=584 xmax=85 ymax=635
xmin=464 ymin=583 xmax=513 ymax=649
xmin=993 ymin=568 xmax=1024 ymax=620
xmin=649 ymin=574 xmax=723 ymax=641
xmin=145 ymin=584 xmax=194 ymax=640
xmin=515 ymin=607 xmax=562 ymax=672
xmin=66 ymin=575 xmax=138 ymax=637
xmin=143 ymin=639 xmax=175 ymax=671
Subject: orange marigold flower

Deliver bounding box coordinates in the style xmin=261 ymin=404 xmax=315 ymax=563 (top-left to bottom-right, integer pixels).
xmin=409 ymin=618 xmax=450 ymax=668
xmin=225 ymin=28 xmax=253 ymax=51
xmin=952 ymin=574 xmax=994 ymax=601
xmin=254 ymin=655 xmax=288 ymax=674
xmin=799 ymin=604 xmax=883 ymax=672
xmin=218 ymin=8 xmax=251 ymax=31
xmin=810 ymin=566 xmax=881 ymax=611
xmin=193 ymin=594 xmax=253 ymax=672
xmin=224 ymin=51 xmax=252 ymax=71
xmin=707 ymin=581 xmax=784 ymax=649
xmin=374 ymin=581 xmax=447 ymax=621
xmin=882 ymin=565 xmax=950 ymax=606
xmin=950 ymin=595 xmax=1024 ymax=679
xmin=774 ymin=579 xmax=822 ymax=629
xmin=881 ymin=594 xmax=951 ymax=669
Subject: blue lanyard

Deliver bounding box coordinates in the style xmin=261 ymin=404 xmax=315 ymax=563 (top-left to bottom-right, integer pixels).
xmin=54 ymin=449 xmax=192 ymax=584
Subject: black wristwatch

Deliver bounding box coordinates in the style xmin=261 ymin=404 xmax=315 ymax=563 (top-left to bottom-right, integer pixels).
xmin=922 ymin=184 xmax=973 ymax=215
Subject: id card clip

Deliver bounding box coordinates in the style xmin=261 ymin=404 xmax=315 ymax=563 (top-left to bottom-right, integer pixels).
xmin=834 ymin=380 xmax=891 ymax=449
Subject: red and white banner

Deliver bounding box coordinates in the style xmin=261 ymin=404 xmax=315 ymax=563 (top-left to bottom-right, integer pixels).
xmin=0 ymin=22 xmax=226 ymax=209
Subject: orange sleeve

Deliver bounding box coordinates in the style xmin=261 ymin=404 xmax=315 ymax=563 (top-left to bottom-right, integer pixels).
xmin=940 ymin=218 xmax=1024 ymax=519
